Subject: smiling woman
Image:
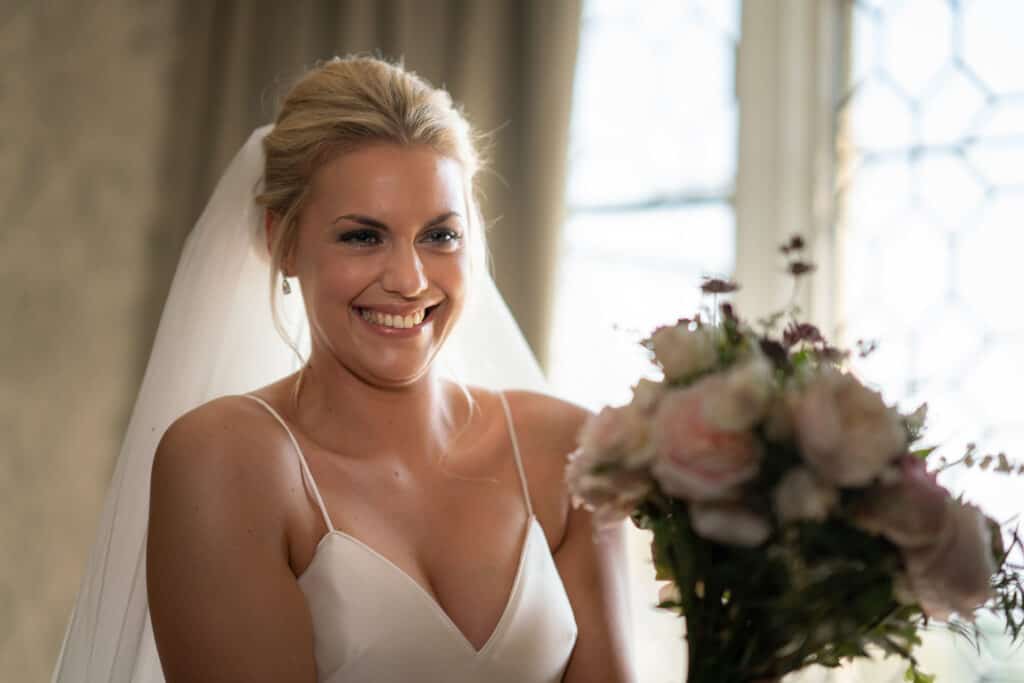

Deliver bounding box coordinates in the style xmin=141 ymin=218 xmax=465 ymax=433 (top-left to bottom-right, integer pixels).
xmin=53 ymin=56 xmax=635 ymax=683
xmin=271 ymin=145 xmax=470 ymax=389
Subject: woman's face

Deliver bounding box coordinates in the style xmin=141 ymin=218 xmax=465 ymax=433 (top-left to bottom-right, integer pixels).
xmin=287 ymin=143 xmax=470 ymax=388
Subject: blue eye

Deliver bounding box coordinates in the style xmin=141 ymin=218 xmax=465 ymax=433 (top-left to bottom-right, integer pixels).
xmin=338 ymin=229 xmax=382 ymax=246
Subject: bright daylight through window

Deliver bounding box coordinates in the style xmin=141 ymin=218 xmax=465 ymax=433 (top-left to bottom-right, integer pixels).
xmin=556 ymin=0 xmax=1024 ymax=680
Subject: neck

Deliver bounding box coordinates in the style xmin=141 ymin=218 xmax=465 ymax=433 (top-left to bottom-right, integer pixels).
xmin=290 ymin=351 xmax=465 ymax=465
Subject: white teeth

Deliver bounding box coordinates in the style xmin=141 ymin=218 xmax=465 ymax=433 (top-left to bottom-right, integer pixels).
xmin=357 ymin=307 xmax=426 ymax=329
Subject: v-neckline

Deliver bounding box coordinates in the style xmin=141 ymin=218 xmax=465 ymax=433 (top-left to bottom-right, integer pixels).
xmin=298 ymin=514 xmax=540 ymax=657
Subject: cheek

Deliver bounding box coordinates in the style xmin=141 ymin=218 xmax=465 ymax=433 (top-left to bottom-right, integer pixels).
xmin=425 ymin=250 xmax=469 ymax=295
xmin=313 ymin=255 xmax=373 ymax=301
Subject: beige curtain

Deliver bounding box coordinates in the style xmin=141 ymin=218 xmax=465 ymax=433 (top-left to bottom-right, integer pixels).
xmin=152 ymin=0 xmax=583 ymax=368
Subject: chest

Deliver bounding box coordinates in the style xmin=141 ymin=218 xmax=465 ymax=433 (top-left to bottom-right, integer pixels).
xmin=297 ymin=517 xmax=578 ymax=682
xmin=286 ymin=431 xmax=547 ymax=652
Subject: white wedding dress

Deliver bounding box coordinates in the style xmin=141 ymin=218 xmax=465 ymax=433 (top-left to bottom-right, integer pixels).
xmin=246 ymin=393 xmax=578 ymax=682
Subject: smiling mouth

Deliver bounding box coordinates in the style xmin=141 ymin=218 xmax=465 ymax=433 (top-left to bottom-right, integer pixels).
xmin=354 ymin=303 xmax=441 ymax=330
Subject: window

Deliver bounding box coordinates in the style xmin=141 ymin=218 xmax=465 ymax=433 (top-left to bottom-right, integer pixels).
xmin=838 ymin=0 xmax=1024 ymax=540
xmin=836 ymin=4 xmax=1024 ymax=674
xmin=556 ymin=1 xmax=1023 ymax=680
xmin=550 ymin=1 xmax=741 ymax=680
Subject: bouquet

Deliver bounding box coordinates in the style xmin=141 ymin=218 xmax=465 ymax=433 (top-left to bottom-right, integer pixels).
xmin=566 ymin=236 xmax=1023 ymax=683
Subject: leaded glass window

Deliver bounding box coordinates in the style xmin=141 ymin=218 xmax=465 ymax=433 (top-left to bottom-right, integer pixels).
xmin=838 ymin=0 xmax=1024 ymax=529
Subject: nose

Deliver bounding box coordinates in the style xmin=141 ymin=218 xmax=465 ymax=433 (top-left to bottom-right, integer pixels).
xmin=380 ymin=243 xmax=428 ymax=297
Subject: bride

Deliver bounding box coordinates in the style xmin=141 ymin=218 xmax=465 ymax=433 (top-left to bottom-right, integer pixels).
xmin=53 ymin=57 xmax=633 ymax=682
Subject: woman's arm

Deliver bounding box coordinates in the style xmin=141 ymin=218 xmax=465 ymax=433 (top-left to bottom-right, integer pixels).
xmin=555 ymin=496 xmax=635 ymax=683
xmin=510 ymin=392 xmax=635 ymax=682
xmin=147 ymin=399 xmax=317 ymax=683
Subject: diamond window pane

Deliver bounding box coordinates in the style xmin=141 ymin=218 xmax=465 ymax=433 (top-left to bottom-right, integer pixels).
xmin=839 ymin=1 xmax=1024 ymax=491
xmin=567 ymin=0 xmax=740 ymax=206
xmin=883 ymin=0 xmax=953 ymax=97
xmin=963 ymin=0 xmax=1024 ymax=95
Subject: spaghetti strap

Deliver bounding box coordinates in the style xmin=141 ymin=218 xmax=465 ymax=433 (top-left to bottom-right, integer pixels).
xmin=242 ymin=394 xmax=335 ymax=532
xmin=497 ymin=391 xmax=534 ymax=518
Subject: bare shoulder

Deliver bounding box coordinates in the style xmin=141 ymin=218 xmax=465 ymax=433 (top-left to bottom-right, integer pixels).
xmin=500 ymin=389 xmax=592 ymax=460
xmin=156 ymin=394 xmax=290 ymax=474
xmin=495 ymin=390 xmax=592 ymax=547
xmin=151 ymin=395 xmax=298 ymax=539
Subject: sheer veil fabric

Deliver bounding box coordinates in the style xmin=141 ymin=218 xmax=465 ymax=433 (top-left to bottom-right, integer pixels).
xmin=52 ymin=126 xmax=549 ymax=682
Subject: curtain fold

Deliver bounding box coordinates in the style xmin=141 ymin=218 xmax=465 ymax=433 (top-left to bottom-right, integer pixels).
xmin=149 ymin=0 xmax=583 ymax=371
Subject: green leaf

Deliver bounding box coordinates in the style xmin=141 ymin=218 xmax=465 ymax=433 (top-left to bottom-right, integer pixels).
xmin=910 ymin=446 xmax=938 ymax=460
xmin=903 ymin=665 xmax=935 ymax=683
xmin=650 ymin=534 xmax=675 ymax=581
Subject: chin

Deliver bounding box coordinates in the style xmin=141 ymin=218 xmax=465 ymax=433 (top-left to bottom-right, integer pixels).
xmin=362 ymin=361 xmax=436 ymax=389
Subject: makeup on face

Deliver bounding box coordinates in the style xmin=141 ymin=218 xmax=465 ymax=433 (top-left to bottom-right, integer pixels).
xmin=294 ymin=144 xmax=471 ymax=385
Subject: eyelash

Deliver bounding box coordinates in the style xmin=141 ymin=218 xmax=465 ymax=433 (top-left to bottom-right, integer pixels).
xmin=337 ymin=228 xmax=463 ymax=247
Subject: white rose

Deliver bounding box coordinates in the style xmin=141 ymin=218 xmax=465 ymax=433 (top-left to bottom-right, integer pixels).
xmin=788 ymin=368 xmax=907 ymax=486
xmin=629 ymin=378 xmax=665 ymax=415
xmin=689 ymin=502 xmax=772 ymax=547
xmin=702 ymin=353 xmax=775 ymax=432
xmin=773 ymin=467 xmax=838 ymax=523
xmin=649 ymin=324 xmax=718 ymax=382
xmin=658 ymin=582 xmax=682 ymax=605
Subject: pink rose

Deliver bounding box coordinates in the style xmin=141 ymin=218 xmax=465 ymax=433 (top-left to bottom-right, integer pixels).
xmin=904 ymin=501 xmax=997 ymax=620
xmin=851 ymin=457 xmax=997 ymax=620
xmin=577 ymin=404 xmax=654 ymax=468
xmin=565 ymin=447 xmax=652 ymax=525
xmin=788 ymin=369 xmax=906 ymax=486
xmin=651 ymin=382 xmax=763 ymax=502
xmin=852 ymin=456 xmax=949 ymax=549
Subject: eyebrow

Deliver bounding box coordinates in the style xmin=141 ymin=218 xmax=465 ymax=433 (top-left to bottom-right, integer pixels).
xmin=333 ymin=211 xmax=460 ymax=230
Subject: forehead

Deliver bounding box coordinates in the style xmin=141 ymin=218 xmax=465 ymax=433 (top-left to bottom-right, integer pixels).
xmin=307 ymin=143 xmax=466 ymax=221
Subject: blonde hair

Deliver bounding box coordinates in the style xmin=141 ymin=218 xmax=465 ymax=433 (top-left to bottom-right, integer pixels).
xmin=255 ymin=56 xmax=488 ymax=412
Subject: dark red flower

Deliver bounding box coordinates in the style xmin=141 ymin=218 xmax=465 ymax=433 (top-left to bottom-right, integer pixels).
xmin=701 ymin=277 xmax=740 ymax=294
xmin=788 ymin=261 xmax=817 ymax=277
xmin=780 ymin=235 xmax=806 ymax=254
xmin=783 ymin=322 xmax=825 ymax=348
xmin=758 ymin=338 xmax=790 ymax=370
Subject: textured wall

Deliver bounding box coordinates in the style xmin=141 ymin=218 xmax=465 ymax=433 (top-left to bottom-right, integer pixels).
xmin=0 ymin=1 xmax=177 ymax=679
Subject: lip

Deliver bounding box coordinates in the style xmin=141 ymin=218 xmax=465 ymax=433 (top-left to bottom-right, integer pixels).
xmin=352 ymin=304 xmax=438 ymax=338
